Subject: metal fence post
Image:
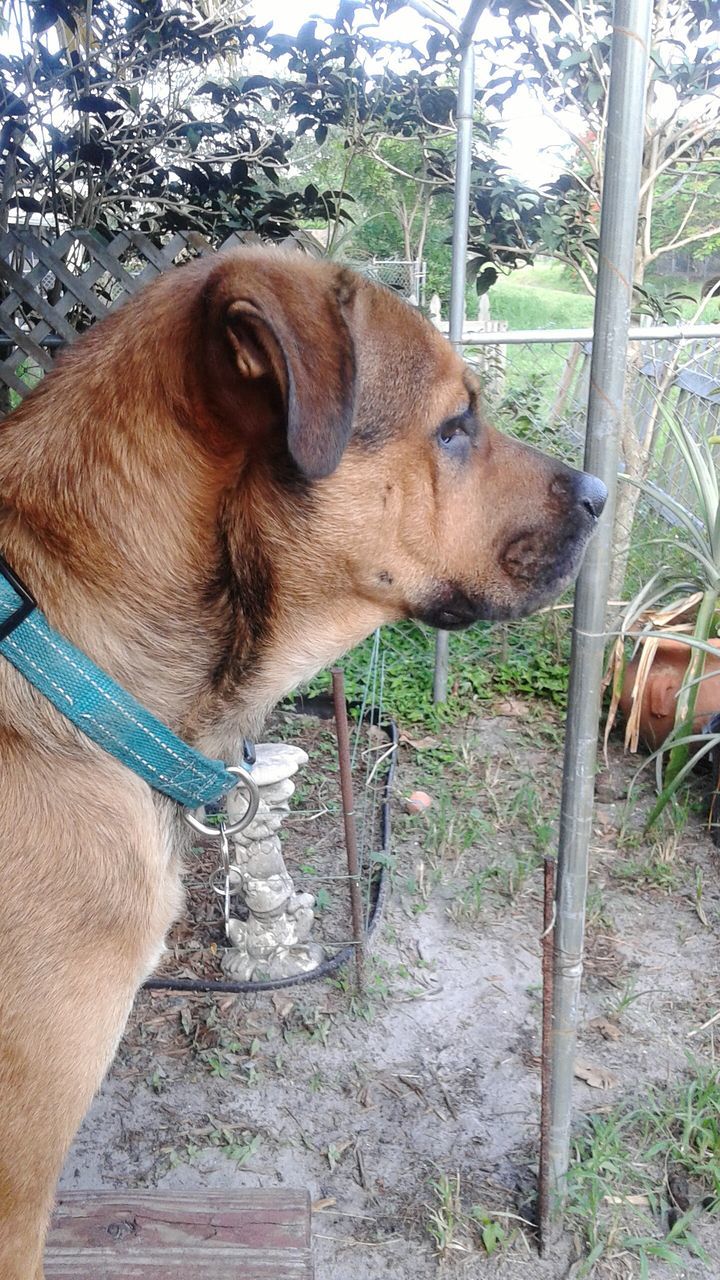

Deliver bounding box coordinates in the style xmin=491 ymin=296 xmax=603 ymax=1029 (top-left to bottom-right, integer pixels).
xmin=545 ymin=0 xmax=654 ymax=1230
xmin=432 ymin=0 xmax=484 ymax=702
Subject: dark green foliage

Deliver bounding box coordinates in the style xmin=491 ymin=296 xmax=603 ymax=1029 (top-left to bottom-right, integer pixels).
xmin=2 ymin=2 xmax=338 ymax=237
xmin=0 ymin=1 xmax=459 ymax=241
xmin=304 ymin=613 xmax=571 ymax=727
xmin=0 ymin=1 xmax=563 ymax=280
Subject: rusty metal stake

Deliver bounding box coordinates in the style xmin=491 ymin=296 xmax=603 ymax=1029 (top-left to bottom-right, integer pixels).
xmin=538 ymin=855 xmax=556 ymax=1254
xmin=331 ymin=668 xmax=366 ymax=992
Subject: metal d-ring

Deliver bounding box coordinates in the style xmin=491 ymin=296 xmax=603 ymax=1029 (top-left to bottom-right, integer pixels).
xmin=184 ymin=764 xmax=260 ymax=838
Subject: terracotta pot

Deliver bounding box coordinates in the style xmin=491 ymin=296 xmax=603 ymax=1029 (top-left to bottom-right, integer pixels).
xmin=619 ymin=636 xmax=720 ymax=750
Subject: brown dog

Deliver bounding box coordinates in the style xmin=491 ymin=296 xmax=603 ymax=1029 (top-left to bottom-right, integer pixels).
xmin=0 ymin=246 xmax=605 ymax=1276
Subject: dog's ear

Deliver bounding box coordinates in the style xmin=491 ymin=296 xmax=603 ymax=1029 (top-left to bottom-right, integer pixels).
xmin=219 ymin=261 xmax=358 ymax=480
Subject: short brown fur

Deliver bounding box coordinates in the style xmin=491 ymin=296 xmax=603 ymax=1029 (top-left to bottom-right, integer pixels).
xmin=0 ymin=247 xmax=603 ymax=1277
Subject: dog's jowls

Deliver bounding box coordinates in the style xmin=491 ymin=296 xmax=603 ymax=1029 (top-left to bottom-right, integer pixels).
xmin=0 ymin=247 xmax=605 ymax=1276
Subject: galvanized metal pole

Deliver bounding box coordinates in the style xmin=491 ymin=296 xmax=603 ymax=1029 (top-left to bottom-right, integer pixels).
xmin=546 ymin=0 xmax=653 ymax=1225
xmin=433 ymin=22 xmax=477 ymax=702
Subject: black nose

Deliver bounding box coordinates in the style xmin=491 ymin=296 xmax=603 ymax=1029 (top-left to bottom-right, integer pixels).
xmin=575 ymin=472 xmax=607 ymax=520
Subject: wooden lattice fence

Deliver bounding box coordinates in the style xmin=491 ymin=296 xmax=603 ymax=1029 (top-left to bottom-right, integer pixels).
xmin=0 ymin=227 xmax=256 ymax=411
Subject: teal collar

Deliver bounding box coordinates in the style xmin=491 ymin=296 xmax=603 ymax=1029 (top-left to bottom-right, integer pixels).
xmin=0 ymin=554 xmax=251 ymax=810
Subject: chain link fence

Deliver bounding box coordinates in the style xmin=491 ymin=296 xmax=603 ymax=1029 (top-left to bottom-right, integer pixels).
xmin=350 ymin=258 xmax=426 ymax=306
xmin=457 ymin=324 xmax=720 ymax=602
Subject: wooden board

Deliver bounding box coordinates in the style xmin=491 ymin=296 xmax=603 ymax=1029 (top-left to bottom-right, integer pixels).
xmin=45 ymin=1189 xmax=313 ymax=1279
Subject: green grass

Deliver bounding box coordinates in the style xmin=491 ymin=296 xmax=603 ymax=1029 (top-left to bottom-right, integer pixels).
xmin=425 ymin=1171 xmax=513 ymax=1260
xmin=566 ymin=1062 xmax=720 ymax=1275
xmin=620 ymin=503 xmax=697 ymax=601
xmin=489 ymin=263 xmax=595 ymax=331
xmin=487 ymin=261 xmax=720 ymax=327
xmin=303 ymin=610 xmax=572 ymax=727
xmin=467 ymin=264 xmax=594 ymax=457
xmin=480 ymin=259 xmax=720 ymax=442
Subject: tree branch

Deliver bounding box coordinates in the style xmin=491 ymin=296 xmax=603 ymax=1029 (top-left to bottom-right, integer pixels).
xmin=639 ymin=117 xmax=718 ymax=198
xmin=646 ymin=225 xmax=720 ymax=264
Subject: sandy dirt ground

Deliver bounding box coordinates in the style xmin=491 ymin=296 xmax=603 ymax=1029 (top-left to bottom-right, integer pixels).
xmin=59 ymin=703 xmax=720 ymax=1279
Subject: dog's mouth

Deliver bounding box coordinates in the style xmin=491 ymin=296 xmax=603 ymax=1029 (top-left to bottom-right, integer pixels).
xmin=413 ymin=580 xmax=578 ymax=630
xmin=412 ymin=494 xmax=605 ymax=630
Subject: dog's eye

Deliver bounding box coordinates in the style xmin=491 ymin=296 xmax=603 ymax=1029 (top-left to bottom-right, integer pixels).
xmin=437 ymin=417 xmax=471 ymax=452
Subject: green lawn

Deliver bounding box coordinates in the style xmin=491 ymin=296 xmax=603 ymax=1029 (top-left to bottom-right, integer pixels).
xmin=488 ymin=262 xmax=595 ymax=331
xmin=485 ymin=260 xmax=720 ymax=327
xmin=460 ymin=265 xmax=592 ymax=454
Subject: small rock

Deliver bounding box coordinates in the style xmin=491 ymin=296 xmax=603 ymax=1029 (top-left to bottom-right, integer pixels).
xmin=404 ymin=790 xmax=433 ymax=814
xmin=595 ymin=768 xmax=626 ymax=803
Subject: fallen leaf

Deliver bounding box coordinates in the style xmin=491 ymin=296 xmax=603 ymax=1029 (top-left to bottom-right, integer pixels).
xmin=271 ymin=994 xmax=294 ymax=1019
xmin=312 ymin=1197 xmax=337 ymax=1212
xmin=574 ymin=1059 xmax=618 ymax=1089
xmin=399 ymin=732 xmax=440 ymax=750
xmin=495 ymin=697 xmax=527 ymax=717
xmin=588 ymin=1017 xmax=621 ymax=1041
xmin=604 ymin=1194 xmax=649 ymax=1206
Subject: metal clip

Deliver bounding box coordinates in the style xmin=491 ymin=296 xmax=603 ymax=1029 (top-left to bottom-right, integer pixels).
xmin=184 ymin=763 xmax=260 ymax=838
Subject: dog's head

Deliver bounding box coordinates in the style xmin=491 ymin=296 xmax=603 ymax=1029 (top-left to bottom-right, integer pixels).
xmin=0 ymin=246 xmax=607 ymax=749
xmin=190 ymin=249 xmax=605 ymax=645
